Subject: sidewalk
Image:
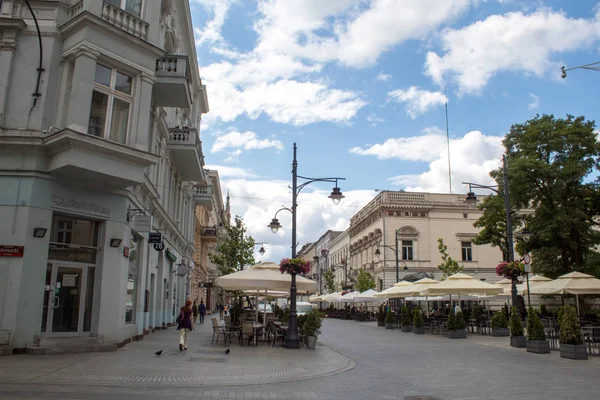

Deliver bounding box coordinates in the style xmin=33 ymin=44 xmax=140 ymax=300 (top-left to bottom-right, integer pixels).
xmin=0 ymin=314 xmax=355 ymax=387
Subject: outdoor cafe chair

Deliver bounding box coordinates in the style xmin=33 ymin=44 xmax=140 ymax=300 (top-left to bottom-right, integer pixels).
xmin=211 ymin=317 xmax=232 ymax=345
xmin=240 ymin=322 xmax=255 ymax=346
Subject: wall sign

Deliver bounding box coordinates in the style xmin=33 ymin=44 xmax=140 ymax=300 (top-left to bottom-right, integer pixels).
xmin=123 ymin=246 xmax=130 ymax=257
xmin=62 ymin=274 xmax=76 ymax=287
xmin=153 ymin=242 xmax=165 ymax=251
xmin=52 ymin=194 xmax=110 ymax=216
xmin=133 ymin=215 xmax=152 ymax=232
xmin=166 ymin=249 xmax=177 ymax=262
xmin=0 ymin=245 xmax=24 ymax=257
xmin=148 ymin=232 xmax=162 ymax=244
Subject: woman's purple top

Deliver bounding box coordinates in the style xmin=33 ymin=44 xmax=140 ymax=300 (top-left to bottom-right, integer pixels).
xmin=177 ymin=308 xmax=193 ymax=330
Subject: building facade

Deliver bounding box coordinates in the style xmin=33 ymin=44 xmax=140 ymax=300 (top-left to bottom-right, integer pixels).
xmin=311 ymin=230 xmax=342 ymax=295
xmin=0 ymin=0 xmax=213 ymax=353
xmin=328 ymin=230 xmax=350 ymax=290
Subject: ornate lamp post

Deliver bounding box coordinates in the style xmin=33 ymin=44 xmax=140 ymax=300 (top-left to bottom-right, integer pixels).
xmin=519 ymin=228 xmax=534 ymax=307
xmin=374 ymin=230 xmax=408 ymax=283
xmin=254 ymin=241 xmax=267 ymax=256
xmin=463 ymin=154 xmax=518 ymax=308
xmin=561 ymin=61 xmax=600 ymax=78
xmin=267 ymin=143 xmax=345 ymax=349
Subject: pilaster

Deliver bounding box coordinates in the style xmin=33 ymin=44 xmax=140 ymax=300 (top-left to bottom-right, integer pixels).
xmin=64 ymin=44 xmax=99 ymax=133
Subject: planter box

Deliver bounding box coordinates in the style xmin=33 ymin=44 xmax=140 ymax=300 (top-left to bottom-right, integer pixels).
xmin=510 ymin=336 xmax=527 ymax=348
xmin=413 ymin=326 xmax=425 ymax=334
xmin=385 ymin=323 xmax=395 ymax=329
xmin=447 ymin=330 xmax=467 ymax=339
xmin=527 ymin=340 xmax=551 ymax=354
xmin=377 ymin=320 xmax=385 ymax=327
xmin=401 ymin=325 xmax=413 ymax=332
xmin=492 ymin=328 xmax=510 ymax=337
xmin=306 ymin=336 xmax=317 ymax=350
xmin=560 ymin=343 xmax=588 ymax=360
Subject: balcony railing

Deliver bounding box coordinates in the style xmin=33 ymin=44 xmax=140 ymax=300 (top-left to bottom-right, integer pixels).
xmin=155 ymin=55 xmax=191 ymax=82
xmin=101 ymin=1 xmax=149 ymax=41
xmin=166 ymin=127 xmax=204 ymax=182
xmin=68 ymin=0 xmax=84 ymax=19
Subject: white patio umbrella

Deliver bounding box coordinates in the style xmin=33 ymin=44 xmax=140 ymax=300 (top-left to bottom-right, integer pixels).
xmin=339 ymin=291 xmax=361 ymax=302
xmin=322 ymin=291 xmax=345 ymax=302
xmin=373 ymin=281 xmax=414 ymax=298
xmin=353 ymin=289 xmax=384 ymax=303
xmin=528 ymin=271 xmax=600 ymax=315
xmin=308 ymin=294 xmax=322 ymax=303
xmin=423 ymin=273 xmax=504 ymax=296
xmin=215 ymin=261 xmax=317 ymax=322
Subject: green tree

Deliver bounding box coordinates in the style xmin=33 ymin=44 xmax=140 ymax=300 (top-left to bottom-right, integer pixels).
xmin=437 ymin=238 xmax=463 ymax=278
xmin=473 ymin=114 xmax=600 ymax=278
xmin=355 ymin=269 xmax=376 ymax=292
xmin=208 ymin=215 xmax=256 ymax=275
xmin=323 ymin=270 xmax=338 ymax=293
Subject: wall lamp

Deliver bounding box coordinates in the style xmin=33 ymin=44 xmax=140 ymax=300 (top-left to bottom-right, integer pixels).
xmin=33 ymin=227 xmax=48 ymax=238
xmin=110 ymin=238 xmax=122 ymax=247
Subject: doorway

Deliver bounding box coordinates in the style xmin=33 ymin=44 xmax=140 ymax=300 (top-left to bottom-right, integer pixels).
xmin=41 ymin=262 xmax=95 ymax=336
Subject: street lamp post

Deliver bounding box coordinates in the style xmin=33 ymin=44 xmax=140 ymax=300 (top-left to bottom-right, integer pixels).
xmin=520 ymin=228 xmax=534 ymax=308
xmin=463 ymin=154 xmax=518 ymax=308
xmin=374 ymin=228 xmax=408 ymax=283
xmin=561 ymin=61 xmax=600 ymax=78
xmin=267 ymin=143 xmax=345 ymax=349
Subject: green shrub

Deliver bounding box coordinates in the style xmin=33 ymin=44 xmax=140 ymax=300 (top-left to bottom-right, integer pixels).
xmin=377 ymin=304 xmax=385 ymax=322
xmin=470 ymin=305 xmax=483 ymax=321
xmin=413 ymin=308 xmax=423 ymax=328
xmin=491 ymin=311 xmax=508 ymax=329
xmin=282 ymin=308 xmax=290 ymax=323
xmin=557 ymin=306 xmax=565 ymax=328
xmin=526 ymin=306 xmax=546 ymax=341
xmin=401 ymin=306 xmax=411 ymax=326
xmin=302 ymin=310 xmax=322 ymax=337
xmin=503 ymin=303 xmax=510 ymax=320
xmin=455 ymin=311 xmax=466 ymax=330
xmin=509 ymin=306 xmax=524 ymax=337
xmin=540 ymin=304 xmax=547 ymax=316
xmin=559 ymin=305 xmax=583 ymax=345
xmin=447 ymin=310 xmax=456 ymax=331
xmin=385 ymin=310 xmax=395 ymax=324
xmin=297 ymin=314 xmax=308 ymax=335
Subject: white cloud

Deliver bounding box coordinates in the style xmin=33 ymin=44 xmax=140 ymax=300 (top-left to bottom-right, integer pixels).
xmin=192 ymin=0 xmax=234 ymax=46
xmin=349 ymin=127 xmax=447 ymax=162
xmin=376 ymin=72 xmax=392 ymax=82
xmin=211 ymin=131 xmax=284 ymax=153
xmin=528 ymin=93 xmax=540 ymax=110
xmin=385 ymin=130 xmax=505 ymax=193
xmin=221 ymin=177 xmax=375 ymax=262
xmin=426 ymin=8 xmax=600 ymax=94
xmin=366 ymin=114 xmax=384 ymax=127
xmin=205 ymin=165 xmax=258 ymax=178
xmin=388 ymin=86 xmax=447 ymax=119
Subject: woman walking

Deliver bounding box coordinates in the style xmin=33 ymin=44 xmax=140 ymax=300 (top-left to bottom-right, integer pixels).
xmin=177 ymin=299 xmax=194 ymax=351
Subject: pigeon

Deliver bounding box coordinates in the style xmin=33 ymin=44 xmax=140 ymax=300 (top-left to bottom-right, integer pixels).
xmin=155 ymin=350 xmax=163 ymax=356
xmin=225 ymin=348 xmax=230 ymax=355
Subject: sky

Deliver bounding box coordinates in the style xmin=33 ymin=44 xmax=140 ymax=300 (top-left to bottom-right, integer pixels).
xmin=189 ymin=0 xmax=600 ymax=264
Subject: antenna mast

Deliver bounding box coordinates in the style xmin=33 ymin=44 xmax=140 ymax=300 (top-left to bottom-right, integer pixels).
xmin=445 ymin=86 xmax=452 ymax=194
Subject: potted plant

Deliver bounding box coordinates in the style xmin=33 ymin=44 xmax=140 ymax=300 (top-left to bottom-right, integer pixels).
xmin=413 ymin=308 xmax=424 ymax=334
xmin=302 ymin=310 xmax=322 ymax=349
xmin=559 ymin=305 xmax=587 ymax=360
xmin=509 ymin=306 xmax=526 ymax=348
xmin=491 ymin=311 xmax=510 ymax=337
xmin=400 ymin=306 xmax=412 ymax=332
xmin=385 ymin=310 xmax=395 ymax=329
xmin=377 ymin=304 xmax=385 ymax=327
xmin=526 ymin=306 xmax=550 ymax=354
xmin=447 ymin=310 xmax=467 ymax=339
xmin=298 ymin=314 xmax=308 ymax=345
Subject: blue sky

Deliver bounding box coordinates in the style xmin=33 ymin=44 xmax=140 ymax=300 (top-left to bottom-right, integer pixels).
xmin=190 ymin=0 xmax=600 ymax=262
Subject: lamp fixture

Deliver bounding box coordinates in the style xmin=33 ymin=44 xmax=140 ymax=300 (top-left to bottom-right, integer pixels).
xmin=259 ymin=246 xmax=266 ymax=256
xmin=267 ymin=218 xmax=282 ymax=234
xmin=110 ymin=238 xmax=122 ymax=247
xmin=33 ymin=227 xmax=47 ymax=238
xmin=328 ymin=186 xmax=345 ymax=205
xmin=520 ymin=228 xmax=533 ymax=243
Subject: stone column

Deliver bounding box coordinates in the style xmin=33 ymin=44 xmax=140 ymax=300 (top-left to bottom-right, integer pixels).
xmin=0 ymin=19 xmax=26 ymax=127
xmin=65 ymin=45 xmax=99 ymax=134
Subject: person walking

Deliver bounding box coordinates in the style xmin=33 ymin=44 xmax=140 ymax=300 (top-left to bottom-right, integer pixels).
xmin=223 ymin=303 xmax=229 ymax=318
xmin=192 ymin=300 xmax=199 ymax=323
xmin=176 ymin=299 xmax=194 ymax=352
xmin=218 ymin=303 xmax=224 ymax=320
xmin=199 ymin=300 xmax=206 ymax=323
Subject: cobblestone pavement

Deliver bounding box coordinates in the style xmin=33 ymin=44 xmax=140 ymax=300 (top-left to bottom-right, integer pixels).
xmin=1 ymin=317 xmax=599 ymax=399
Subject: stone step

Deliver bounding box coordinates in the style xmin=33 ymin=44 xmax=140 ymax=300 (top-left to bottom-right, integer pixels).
xmin=25 ymin=344 xmax=117 ymax=355
xmin=36 ymin=337 xmax=103 ymax=347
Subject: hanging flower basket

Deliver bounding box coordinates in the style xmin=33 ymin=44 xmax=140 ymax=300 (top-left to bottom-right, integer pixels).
xmin=496 ymin=261 xmax=525 ymax=279
xmin=279 ymin=258 xmax=311 ymax=275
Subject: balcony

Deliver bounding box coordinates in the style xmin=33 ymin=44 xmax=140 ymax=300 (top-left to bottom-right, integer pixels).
xmin=153 ymin=55 xmax=192 ymax=108
xmin=101 ymin=1 xmax=149 ymax=41
xmin=192 ymin=184 xmax=213 ymax=207
xmin=44 ymin=128 xmax=159 ymax=188
xmin=166 ymin=127 xmax=205 ymax=182
xmin=201 ymin=226 xmax=218 ymax=243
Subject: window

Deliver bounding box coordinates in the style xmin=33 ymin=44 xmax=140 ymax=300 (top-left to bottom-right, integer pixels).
xmin=88 ymin=63 xmax=133 ymax=144
xmin=106 ymin=0 xmax=142 ymax=18
xmin=49 ymin=216 xmax=99 ymax=263
xmin=402 ymin=240 xmax=413 ymax=260
xmin=462 ymin=241 xmax=473 ymax=262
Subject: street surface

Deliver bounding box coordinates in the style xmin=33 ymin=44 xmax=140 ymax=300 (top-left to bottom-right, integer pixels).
xmin=1 ymin=315 xmax=599 ymax=399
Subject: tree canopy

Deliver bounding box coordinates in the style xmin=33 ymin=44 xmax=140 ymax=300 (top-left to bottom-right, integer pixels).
xmin=209 ymin=215 xmax=256 ymax=276
xmin=323 ymin=269 xmax=338 ymax=293
xmin=473 ymin=114 xmax=600 ymax=278
xmin=355 ymin=269 xmax=376 ymax=292
xmin=437 ymin=238 xmax=464 ymax=278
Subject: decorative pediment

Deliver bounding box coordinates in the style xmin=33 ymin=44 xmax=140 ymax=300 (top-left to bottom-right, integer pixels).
xmin=397 ymin=226 xmax=419 ymax=237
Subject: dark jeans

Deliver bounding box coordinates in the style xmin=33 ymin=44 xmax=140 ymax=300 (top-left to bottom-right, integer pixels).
xmin=200 ymin=313 xmax=205 ymax=323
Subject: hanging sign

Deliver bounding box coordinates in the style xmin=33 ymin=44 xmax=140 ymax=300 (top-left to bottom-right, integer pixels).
xmin=148 ymin=232 xmax=162 ymax=244
xmin=0 ymin=245 xmax=24 ymax=257
xmin=133 ymin=215 xmax=152 ymax=232
xmin=166 ymin=249 xmax=177 ymax=262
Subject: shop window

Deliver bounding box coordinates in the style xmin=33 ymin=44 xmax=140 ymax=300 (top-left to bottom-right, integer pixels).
xmin=402 ymin=240 xmax=413 ymax=260
xmin=106 ymin=0 xmax=143 ymax=18
xmin=88 ymin=63 xmax=133 ymax=144
xmin=126 ymin=234 xmax=140 ymax=324
xmin=462 ymin=241 xmax=473 ymax=262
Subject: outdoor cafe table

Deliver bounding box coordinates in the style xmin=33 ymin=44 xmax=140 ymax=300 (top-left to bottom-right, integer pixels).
xmin=252 ymin=322 xmax=264 ymax=345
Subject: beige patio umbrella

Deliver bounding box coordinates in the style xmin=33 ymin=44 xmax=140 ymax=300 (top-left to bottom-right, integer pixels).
xmin=215 ymin=261 xmax=317 ymax=322
xmin=528 ymin=272 xmax=600 ymax=315
xmin=339 ymin=291 xmax=361 ymax=303
xmin=322 ymin=291 xmax=344 ymax=302
xmin=373 ymin=281 xmax=414 ymax=298
xmin=518 ymin=275 xmax=552 ymax=295
xmin=423 ymin=273 xmax=504 ymax=297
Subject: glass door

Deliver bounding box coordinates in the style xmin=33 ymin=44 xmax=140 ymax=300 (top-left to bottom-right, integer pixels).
xmin=42 ymin=263 xmax=95 ymax=336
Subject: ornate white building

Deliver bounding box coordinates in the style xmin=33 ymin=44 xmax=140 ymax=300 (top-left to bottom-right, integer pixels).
xmin=0 ymin=0 xmax=215 ymax=354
